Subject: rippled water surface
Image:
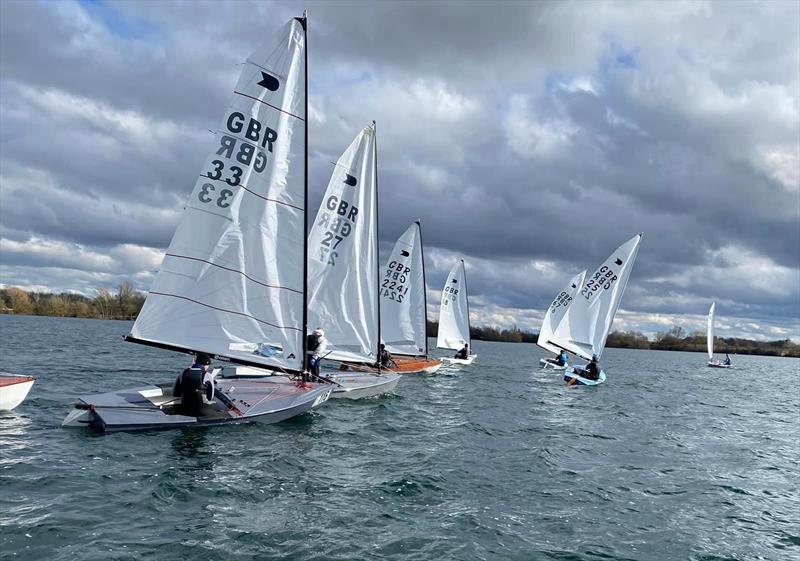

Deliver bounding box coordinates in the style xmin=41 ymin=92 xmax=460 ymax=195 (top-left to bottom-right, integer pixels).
xmin=1 ymin=315 xmax=798 ymax=560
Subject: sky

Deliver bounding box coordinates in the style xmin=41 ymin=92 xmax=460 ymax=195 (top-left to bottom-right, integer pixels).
xmin=0 ymin=0 xmax=798 ymax=341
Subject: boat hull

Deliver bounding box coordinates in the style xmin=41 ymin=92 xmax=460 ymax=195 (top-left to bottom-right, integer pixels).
xmin=391 ymin=356 xmax=443 ymax=374
xmin=62 ymin=377 xmax=331 ymax=432
xmin=564 ymin=368 xmax=606 ymax=386
xmin=708 ymin=361 xmax=732 ymax=368
xmin=539 ymin=358 xmax=568 ymax=371
xmin=441 ymin=354 xmax=477 ymax=366
xmin=330 ymin=373 xmax=401 ymax=399
xmin=0 ymin=375 xmax=35 ymax=411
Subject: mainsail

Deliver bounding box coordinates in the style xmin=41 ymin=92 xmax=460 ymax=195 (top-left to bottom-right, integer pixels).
xmin=707 ymin=302 xmax=716 ymax=360
xmin=129 ymin=18 xmax=308 ymax=372
xmin=537 ymin=269 xmax=587 ymax=355
xmin=307 ymin=125 xmax=378 ymax=363
xmin=381 ymin=222 xmax=428 ymax=357
xmin=437 ymin=260 xmax=471 ymax=350
xmin=552 ymin=234 xmax=642 ymax=361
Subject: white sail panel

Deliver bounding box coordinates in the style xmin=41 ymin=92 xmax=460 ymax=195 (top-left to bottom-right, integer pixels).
xmin=538 ymin=269 xmax=587 ymax=355
xmin=553 ymin=234 xmax=642 ymax=361
xmin=307 ymin=125 xmax=378 ymax=363
xmin=131 ymin=19 xmax=307 ymax=371
xmin=437 ymin=260 xmax=471 ymax=350
xmin=381 ymin=223 xmax=427 ymax=356
xmin=707 ymin=302 xmax=716 ymax=360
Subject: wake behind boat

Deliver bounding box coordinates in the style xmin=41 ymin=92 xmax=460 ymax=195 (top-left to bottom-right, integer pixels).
xmin=547 ymin=234 xmax=643 ymax=386
xmin=63 ymin=15 xmax=334 ymax=431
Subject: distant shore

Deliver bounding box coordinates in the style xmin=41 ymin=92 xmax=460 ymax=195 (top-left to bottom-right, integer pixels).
xmin=1 ymin=287 xmax=796 ymax=358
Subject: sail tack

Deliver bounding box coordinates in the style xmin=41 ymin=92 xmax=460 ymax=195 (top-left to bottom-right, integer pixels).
xmin=381 ymin=223 xmax=428 ymax=356
xmin=307 ymin=125 xmax=378 ymax=363
xmin=131 ymin=19 xmax=308 ymax=372
xmin=537 ymin=269 xmax=587 ymax=355
xmin=437 ymin=260 xmax=471 ymax=350
xmin=707 ymin=302 xmax=716 ymax=360
xmin=552 ymin=234 xmax=642 ymax=361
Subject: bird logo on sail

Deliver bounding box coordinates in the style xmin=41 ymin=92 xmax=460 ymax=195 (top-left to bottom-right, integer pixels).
xmin=344 ymin=174 xmax=357 ymax=186
xmin=615 ymin=258 xmax=623 ymax=266
xmin=400 ymin=250 xmax=410 ymax=257
xmin=257 ymin=71 xmax=280 ymax=92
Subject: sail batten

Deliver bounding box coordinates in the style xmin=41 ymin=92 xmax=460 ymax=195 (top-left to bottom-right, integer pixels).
xmin=130 ymin=19 xmax=308 ymax=372
xmin=552 ymin=234 xmax=642 ymax=361
xmin=381 ymin=223 xmax=428 ymax=356
xmin=437 ymin=260 xmax=471 ymax=350
xmin=307 ymin=125 xmax=379 ymax=364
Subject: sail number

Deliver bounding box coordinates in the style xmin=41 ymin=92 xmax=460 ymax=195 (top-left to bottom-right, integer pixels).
xmin=581 ymin=266 xmax=618 ymax=300
xmin=315 ymin=196 xmax=359 ymax=267
xmin=442 ymin=285 xmax=459 ymax=307
xmin=550 ymin=291 xmax=572 ymax=312
xmin=198 ymin=182 xmax=234 ymax=208
xmin=382 ymin=261 xmax=411 ymax=303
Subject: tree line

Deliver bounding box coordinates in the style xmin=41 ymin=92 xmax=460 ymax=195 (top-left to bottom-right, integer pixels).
xmin=426 ymin=321 xmax=799 ymax=358
xmin=1 ymin=287 xmax=796 ymax=357
xmin=0 ymin=284 xmax=145 ymax=320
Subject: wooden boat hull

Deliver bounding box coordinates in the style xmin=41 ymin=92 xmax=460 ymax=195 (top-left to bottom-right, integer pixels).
xmin=62 ymin=377 xmax=331 ymax=432
xmin=391 ymin=356 xmax=443 ymax=374
xmin=0 ymin=375 xmax=35 ymax=411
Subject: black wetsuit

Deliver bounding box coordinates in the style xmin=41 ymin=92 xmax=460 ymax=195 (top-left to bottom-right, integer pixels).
xmin=307 ymin=334 xmax=322 ymax=377
xmin=173 ymin=365 xmax=206 ymax=415
xmin=582 ymin=361 xmax=600 ymax=381
xmin=378 ymin=349 xmax=396 ymax=368
xmin=454 ymin=347 xmax=469 ymax=359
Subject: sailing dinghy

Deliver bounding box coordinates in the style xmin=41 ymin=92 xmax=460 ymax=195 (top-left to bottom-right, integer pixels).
xmin=0 ymin=374 xmax=35 ymax=411
xmin=552 ymin=234 xmax=642 ymax=386
xmin=306 ymin=123 xmax=401 ymax=398
xmin=380 ymin=222 xmax=442 ymax=374
xmin=538 ymin=270 xmax=586 ymax=371
xmin=437 ymin=260 xmax=476 ymax=366
xmin=63 ymin=16 xmax=332 ymax=431
xmin=707 ymin=303 xmax=731 ymax=368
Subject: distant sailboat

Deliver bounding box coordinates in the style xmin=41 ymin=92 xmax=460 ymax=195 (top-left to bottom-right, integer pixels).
xmin=537 ymin=270 xmax=587 ymax=371
xmin=707 ymin=302 xmax=731 ymax=368
xmin=437 ymin=260 xmax=476 ymax=365
xmin=554 ymin=234 xmax=643 ymax=385
xmin=306 ymin=123 xmax=401 ymax=398
xmin=63 ymin=16 xmax=333 ymax=431
xmin=380 ymin=222 xmax=442 ymax=374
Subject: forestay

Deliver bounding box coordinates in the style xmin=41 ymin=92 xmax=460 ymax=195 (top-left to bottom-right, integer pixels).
xmin=130 ymin=19 xmax=307 ymax=372
xmin=552 ymin=234 xmax=642 ymax=361
xmin=381 ymin=223 xmax=427 ymax=356
xmin=437 ymin=260 xmax=471 ymax=350
xmin=707 ymin=302 xmax=716 ymax=360
xmin=307 ymin=125 xmax=378 ymax=363
xmin=537 ymin=270 xmax=587 ymax=355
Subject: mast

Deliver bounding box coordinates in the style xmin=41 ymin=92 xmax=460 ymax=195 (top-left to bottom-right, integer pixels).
xmin=373 ymin=120 xmax=381 ymax=371
xmin=417 ymin=220 xmax=429 ymax=358
xmin=298 ymin=10 xmax=309 ymax=373
xmin=462 ymin=259 xmax=471 ymax=349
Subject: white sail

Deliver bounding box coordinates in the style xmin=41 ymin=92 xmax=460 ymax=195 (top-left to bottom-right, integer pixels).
xmin=707 ymin=302 xmax=716 ymax=360
xmin=307 ymin=125 xmax=378 ymax=363
xmin=437 ymin=260 xmax=471 ymax=350
xmin=552 ymin=234 xmax=642 ymax=361
xmin=537 ymin=269 xmax=587 ymax=355
xmin=131 ymin=19 xmax=307 ymax=372
xmin=381 ymin=222 xmax=427 ymax=356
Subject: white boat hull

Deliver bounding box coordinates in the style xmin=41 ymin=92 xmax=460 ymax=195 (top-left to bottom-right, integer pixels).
xmin=330 ymin=373 xmax=401 ymax=399
xmin=708 ymin=361 xmax=732 ymax=368
xmin=0 ymin=376 xmax=35 ymax=411
xmin=564 ymin=368 xmax=606 ymax=386
xmin=441 ymin=354 xmax=477 ymax=366
xmin=539 ymin=358 xmax=568 ymax=371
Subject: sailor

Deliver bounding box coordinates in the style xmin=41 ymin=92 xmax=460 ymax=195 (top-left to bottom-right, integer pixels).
xmin=554 ymin=350 xmax=568 ymax=366
xmin=306 ymin=328 xmax=327 ymax=379
xmin=377 ymin=343 xmax=396 ymax=369
xmin=173 ymin=353 xmax=212 ymax=415
xmin=454 ymin=343 xmax=469 ymax=360
xmin=580 ymin=355 xmax=600 ymax=381
xmin=723 ymin=353 xmax=731 ymax=366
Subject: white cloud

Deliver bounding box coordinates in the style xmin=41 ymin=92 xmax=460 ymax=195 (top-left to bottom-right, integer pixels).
xmin=504 ymin=94 xmax=578 ymax=159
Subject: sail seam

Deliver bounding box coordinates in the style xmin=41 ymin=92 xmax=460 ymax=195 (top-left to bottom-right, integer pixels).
xmin=200 ymin=175 xmax=304 ymax=211
xmin=164 ymin=254 xmax=303 ymax=294
xmin=148 ymin=291 xmax=302 ymax=331
xmin=232 ymin=91 xmax=305 ymax=121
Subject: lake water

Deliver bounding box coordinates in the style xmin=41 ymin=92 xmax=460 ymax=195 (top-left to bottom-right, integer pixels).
xmin=1 ymin=315 xmax=798 ymax=560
